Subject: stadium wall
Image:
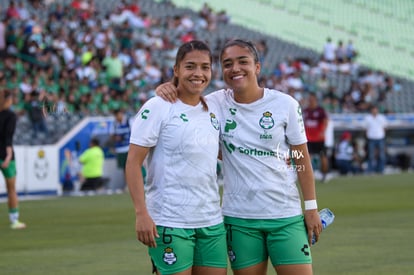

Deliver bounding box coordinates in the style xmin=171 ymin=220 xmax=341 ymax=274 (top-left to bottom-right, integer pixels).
xmin=1 ymin=114 xmax=413 ymax=198
xmin=0 ymin=117 xmax=121 ymax=198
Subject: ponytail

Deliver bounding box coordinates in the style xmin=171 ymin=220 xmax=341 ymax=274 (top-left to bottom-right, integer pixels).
xmin=200 ymin=96 xmax=208 ymax=111
xmin=172 ymin=76 xmax=178 ymax=87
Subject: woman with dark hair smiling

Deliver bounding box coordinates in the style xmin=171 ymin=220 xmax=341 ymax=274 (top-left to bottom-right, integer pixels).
xmin=126 ymin=40 xmax=227 ymax=275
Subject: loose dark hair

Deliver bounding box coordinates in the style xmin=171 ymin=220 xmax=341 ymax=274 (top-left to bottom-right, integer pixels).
xmin=173 ymin=40 xmax=212 ymax=111
xmin=219 ymin=39 xmax=260 ymax=63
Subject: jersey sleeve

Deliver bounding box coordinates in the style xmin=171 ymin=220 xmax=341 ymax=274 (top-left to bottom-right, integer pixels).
xmin=130 ymin=97 xmax=170 ymax=147
xmin=285 ymin=97 xmax=307 ymax=145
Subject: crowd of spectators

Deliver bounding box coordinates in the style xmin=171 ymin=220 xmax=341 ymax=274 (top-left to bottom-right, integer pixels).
xmin=1 ymin=0 xmax=170 ymax=118
xmin=0 ymin=0 xmax=402 ymax=133
xmin=262 ymin=36 xmax=400 ymax=114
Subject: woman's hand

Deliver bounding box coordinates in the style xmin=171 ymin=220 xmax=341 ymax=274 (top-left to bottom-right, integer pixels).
xmin=135 ymin=212 xmax=159 ymax=248
xmin=155 ymin=82 xmax=178 ymax=103
xmin=304 ymin=209 xmax=322 ymax=245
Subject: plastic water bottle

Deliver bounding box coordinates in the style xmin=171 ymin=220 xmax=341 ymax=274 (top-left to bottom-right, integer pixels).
xmin=312 ymin=208 xmax=335 ymax=245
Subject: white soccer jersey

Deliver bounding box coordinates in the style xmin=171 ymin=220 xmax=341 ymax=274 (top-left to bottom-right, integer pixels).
xmin=130 ymin=96 xmax=222 ymax=228
xmin=207 ymin=88 xmax=307 ymax=219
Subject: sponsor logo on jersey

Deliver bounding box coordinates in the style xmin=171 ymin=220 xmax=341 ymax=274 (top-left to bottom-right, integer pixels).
xmin=140 ymin=109 xmax=149 ymax=119
xmin=180 ymin=113 xmax=188 ymax=122
xmin=223 ymin=141 xmax=305 ymax=161
xmin=223 ymin=141 xmax=275 ymax=156
xmin=223 ymin=141 xmax=236 ymax=153
xmin=224 ymin=119 xmax=237 ymax=132
xmin=222 ymin=119 xmax=237 ymax=138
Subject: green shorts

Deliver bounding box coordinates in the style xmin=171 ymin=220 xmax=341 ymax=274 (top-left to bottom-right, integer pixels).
xmin=0 ymin=160 xmax=16 ymax=179
xmin=116 ymin=152 xmax=128 ymax=169
xmin=149 ymin=223 xmax=227 ymax=275
xmin=224 ymin=215 xmax=312 ymax=270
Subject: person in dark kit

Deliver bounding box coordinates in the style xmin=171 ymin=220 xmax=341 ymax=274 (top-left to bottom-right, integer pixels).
xmin=0 ymin=89 xmax=26 ymax=229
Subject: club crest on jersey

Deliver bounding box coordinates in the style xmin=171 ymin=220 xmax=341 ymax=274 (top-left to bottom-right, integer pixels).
xmin=259 ymin=111 xmax=274 ymax=139
xmin=210 ymin=112 xmax=220 ymax=130
xmin=259 ymin=111 xmax=274 ymax=129
xmin=163 ymin=247 xmax=177 ymax=265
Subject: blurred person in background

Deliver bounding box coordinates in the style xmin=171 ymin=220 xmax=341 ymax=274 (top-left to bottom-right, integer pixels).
xmin=0 ymin=89 xmax=26 ymax=229
xmin=322 ymin=37 xmax=336 ymax=63
xmin=303 ymin=92 xmax=330 ymax=182
xmin=102 ymin=49 xmax=124 ymax=93
xmin=335 ymin=131 xmax=359 ymax=175
xmin=110 ymin=108 xmax=146 ymax=190
xmin=79 ymin=137 xmax=105 ymax=192
xmin=364 ymin=105 xmax=387 ymax=174
xmin=23 ymin=90 xmax=48 ymax=138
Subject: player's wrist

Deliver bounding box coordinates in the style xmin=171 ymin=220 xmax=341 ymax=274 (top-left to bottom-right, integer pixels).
xmin=304 ymin=199 xmax=318 ymax=210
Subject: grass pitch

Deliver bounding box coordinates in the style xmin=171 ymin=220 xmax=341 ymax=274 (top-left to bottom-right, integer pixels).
xmin=1 ymin=172 xmax=413 ymax=275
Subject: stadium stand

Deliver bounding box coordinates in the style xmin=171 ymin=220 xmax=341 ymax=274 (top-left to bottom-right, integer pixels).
xmin=167 ymin=0 xmax=414 ymax=112
xmin=0 ymin=0 xmax=413 ymax=148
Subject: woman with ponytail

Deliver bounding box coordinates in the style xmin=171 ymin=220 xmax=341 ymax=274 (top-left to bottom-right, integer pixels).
xmin=126 ymin=40 xmax=227 ymax=275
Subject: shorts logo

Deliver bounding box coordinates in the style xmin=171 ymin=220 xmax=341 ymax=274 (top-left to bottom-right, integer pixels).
xmin=163 ymin=247 xmax=177 ymax=265
xmin=227 ymin=246 xmax=236 ymax=262
xmin=301 ymin=244 xmax=310 ymax=256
